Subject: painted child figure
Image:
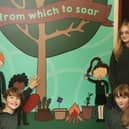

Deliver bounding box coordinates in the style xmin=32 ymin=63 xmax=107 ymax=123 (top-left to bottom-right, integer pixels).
xmin=8 ymin=73 xmax=39 ymax=126
xmin=84 ymin=57 xmax=109 ymax=122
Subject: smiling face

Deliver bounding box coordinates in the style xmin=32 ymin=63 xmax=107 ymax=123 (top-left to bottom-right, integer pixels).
xmin=5 ymin=94 xmax=21 ymax=111
xmin=120 ymin=25 xmax=129 ymax=46
xmin=3 ymin=87 xmax=22 ymax=114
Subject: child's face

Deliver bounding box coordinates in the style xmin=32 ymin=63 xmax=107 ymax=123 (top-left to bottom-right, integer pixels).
xmin=115 ymin=94 xmax=129 ymax=111
xmin=5 ymin=94 xmax=21 ymax=111
xmin=120 ymin=25 xmax=129 ymax=44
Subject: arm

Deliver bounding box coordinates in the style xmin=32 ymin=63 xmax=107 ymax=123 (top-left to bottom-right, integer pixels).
xmin=84 ymin=73 xmax=97 ymax=84
xmin=23 ymin=88 xmax=32 ymax=101
xmin=109 ymin=52 xmax=117 ymax=90
xmin=87 ymin=77 xmax=97 ymax=84
xmin=104 ymin=80 xmax=109 ymax=95
xmin=23 ymin=77 xmax=40 ymax=101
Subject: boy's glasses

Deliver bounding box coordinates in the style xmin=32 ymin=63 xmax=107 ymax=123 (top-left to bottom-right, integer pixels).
xmin=119 ymin=31 xmax=129 ymax=36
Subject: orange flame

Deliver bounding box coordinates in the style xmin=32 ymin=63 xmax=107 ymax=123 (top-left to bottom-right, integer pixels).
xmin=69 ymin=103 xmax=80 ymax=116
xmin=0 ymin=52 xmax=4 ymax=65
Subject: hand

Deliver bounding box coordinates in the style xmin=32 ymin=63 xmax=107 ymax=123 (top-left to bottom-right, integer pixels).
xmin=84 ymin=73 xmax=90 ymax=79
xmin=29 ymin=76 xmax=40 ymax=89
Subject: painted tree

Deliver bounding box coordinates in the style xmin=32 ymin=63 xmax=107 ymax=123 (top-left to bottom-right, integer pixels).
xmin=0 ymin=0 xmax=111 ymax=100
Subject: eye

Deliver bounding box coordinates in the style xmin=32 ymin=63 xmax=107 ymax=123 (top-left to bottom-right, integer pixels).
xmin=122 ymin=96 xmax=128 ymax=99
xmin=115 ymin=96 xmax=119 ymax=99
xmin=119 ymin=31 xmax=129 ymax=36
xmin=9 ymin=96 xmax=15 ymax=99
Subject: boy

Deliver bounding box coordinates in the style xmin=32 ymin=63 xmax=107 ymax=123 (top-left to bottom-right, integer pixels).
xmin=0 ymin=87 xmax=22 ymax=129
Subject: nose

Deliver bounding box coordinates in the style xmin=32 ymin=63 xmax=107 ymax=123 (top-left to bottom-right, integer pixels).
xmin=118 ymin=97 xmax=123 ymax=103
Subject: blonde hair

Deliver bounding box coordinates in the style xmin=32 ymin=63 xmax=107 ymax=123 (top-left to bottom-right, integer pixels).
xmin=113 ymin=84 xmax=129 ymax=127
xmin=114 ymin=21 xmax=129 ymax=61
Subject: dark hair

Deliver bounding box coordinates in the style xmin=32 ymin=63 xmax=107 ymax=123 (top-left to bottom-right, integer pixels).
xmin=8 ymin=73 xmax=28 ymax=88
xmin=3 ymin=87 xmax=23 ymax=100
xmin=87 ymin=57 xmax=109 ymax=75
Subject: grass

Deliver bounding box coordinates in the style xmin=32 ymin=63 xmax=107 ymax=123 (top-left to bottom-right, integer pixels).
xmin=18 ymin=112 xmax=105 ymax=129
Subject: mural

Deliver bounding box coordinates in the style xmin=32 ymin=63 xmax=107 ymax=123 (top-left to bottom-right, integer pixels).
xmin=0 ymin=0 xmax=112 ymax=98
xmin=0 ymin=0 xmax=113 ymax=128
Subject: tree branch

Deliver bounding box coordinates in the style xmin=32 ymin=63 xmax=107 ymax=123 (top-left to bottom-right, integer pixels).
xmin=46 ymin=20 xmax=89 ymax=40
xmin=10 ymin=0 xmax=26 ymax=9
xmin=16 ymin=24 xmax=38 ymax=43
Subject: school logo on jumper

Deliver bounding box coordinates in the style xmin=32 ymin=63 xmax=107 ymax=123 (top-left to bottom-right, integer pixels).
xmin=0 ymin=0 xmax=112 ymax=99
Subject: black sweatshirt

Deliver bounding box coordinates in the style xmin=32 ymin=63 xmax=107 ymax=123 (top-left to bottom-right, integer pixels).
xmin=109 ymin=46 xmax=129 ymax=90
xmin=105 ymin=107 xmax=126 ymax=129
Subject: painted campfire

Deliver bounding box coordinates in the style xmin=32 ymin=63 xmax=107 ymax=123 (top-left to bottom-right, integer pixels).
xmin=65 ymin=103 xmax=82 ymax=123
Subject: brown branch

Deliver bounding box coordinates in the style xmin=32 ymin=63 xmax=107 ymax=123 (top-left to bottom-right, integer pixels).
xmin=10 ymin=0 xmax=26 ymax=9
xmin=16 ymin=24 xmax=38 ymax=43
xmin=46 ymin=20 xmax=90 ymax=40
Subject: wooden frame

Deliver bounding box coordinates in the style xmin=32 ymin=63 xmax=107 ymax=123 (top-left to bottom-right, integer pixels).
xmin=114 ymin=0 xmax=119 ymax=47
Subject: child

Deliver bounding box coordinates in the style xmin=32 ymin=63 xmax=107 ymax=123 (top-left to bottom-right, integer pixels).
xmin=8 ymin=73 xmax=40 ymax=125
xmin=85 ymin=57 xmax=109 ymax=122
xmin=105 ymin=84 xmax=129 ymax=129
xmin=109 ymin=20 xmax=129 ymax=91
xmin=0 ymin=87 xmax=22 ymax=129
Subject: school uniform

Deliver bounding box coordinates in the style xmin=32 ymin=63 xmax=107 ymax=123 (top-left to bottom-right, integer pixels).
xmin=87 ymin=77 xmax=109 ymax=105
xmin=109 ymin=46 xmax=129 ymax=90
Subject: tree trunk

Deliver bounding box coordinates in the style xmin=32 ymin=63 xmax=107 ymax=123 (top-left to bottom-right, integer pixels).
xmin=36 ymin=23 xmax=46 ymax=99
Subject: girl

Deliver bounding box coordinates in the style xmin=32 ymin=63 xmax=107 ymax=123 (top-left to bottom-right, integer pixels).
xmin=109 ymin=20 xmax=129 ymax=91
xmin=105 ymin=84 xmax=129 ymax=129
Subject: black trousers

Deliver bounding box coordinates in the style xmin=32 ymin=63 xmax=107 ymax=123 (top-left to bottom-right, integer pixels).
xmin=17 ymin=109 xmax=28 ymax=125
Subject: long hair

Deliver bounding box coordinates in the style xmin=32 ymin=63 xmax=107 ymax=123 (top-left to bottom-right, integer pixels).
xmin=113 ymin=84 xmax=129 ymax=127
xmin=114 ymin=20 xmax=129 ymax=61
xmin=86 ymin=57 xmax=109 ymax=75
